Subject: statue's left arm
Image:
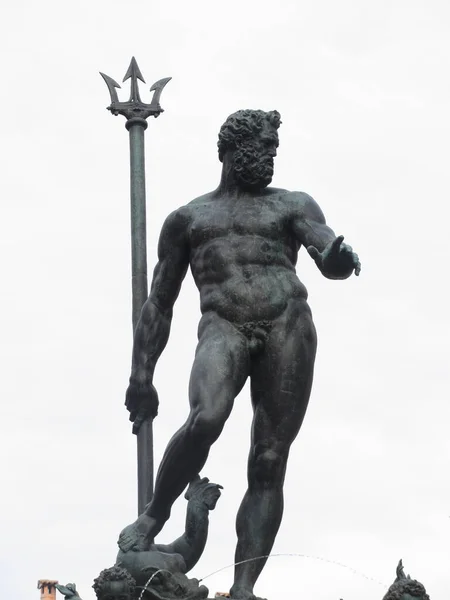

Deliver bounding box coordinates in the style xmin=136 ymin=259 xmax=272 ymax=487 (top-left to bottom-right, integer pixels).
xmin=291 ymin=192 xmax=361 ymax=279
xmin=153 ymin=477 xmax=222 ymax=573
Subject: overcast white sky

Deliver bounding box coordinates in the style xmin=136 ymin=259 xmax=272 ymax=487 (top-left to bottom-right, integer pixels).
xmin=1 ymin=1 xmax=449 ymax=599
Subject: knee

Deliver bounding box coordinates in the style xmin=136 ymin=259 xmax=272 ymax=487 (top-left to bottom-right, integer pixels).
xmin=187 ymin=409 xmax=226 ymax=444
xmin=251 ymin=445 xmax=286 ymax=486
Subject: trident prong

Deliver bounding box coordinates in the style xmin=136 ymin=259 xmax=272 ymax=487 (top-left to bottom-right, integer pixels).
xmin=123 ymin=56 xmax=145 ymax=104
xmin=100 ymin=57 xmax=171 ymax=125
xmin=99 ymin=72 xmax=121 ymax=106
xmin=149 ymin=77 xmax=172 ymax=113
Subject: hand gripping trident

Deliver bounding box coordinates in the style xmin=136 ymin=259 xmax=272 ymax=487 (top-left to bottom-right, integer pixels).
xmin=100 ymin=57 xmax=171 ymax=516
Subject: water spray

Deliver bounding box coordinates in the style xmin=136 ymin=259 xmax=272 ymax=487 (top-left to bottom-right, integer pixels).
xmin=199 ymin=552 xmax=388 ymax=589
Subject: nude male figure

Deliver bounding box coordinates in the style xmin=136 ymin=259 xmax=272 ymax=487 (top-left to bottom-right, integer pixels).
xmin=124 ymin=109 xmax=361 ymax=600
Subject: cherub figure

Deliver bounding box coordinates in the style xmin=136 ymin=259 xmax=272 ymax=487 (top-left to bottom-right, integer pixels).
xmin=93 ymin=566 xmax=136 ymax=600
xmin=116 ymin=475 xmax=221 ymax=598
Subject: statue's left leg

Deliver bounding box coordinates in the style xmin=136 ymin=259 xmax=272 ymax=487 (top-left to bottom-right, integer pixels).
xmin=230 ymin=299 xmax=317 ymax=600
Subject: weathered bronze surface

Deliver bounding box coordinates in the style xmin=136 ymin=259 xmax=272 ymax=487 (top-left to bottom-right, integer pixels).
xmin=125 ymin=109 xmax=361 ymax=599
xmin=382 ymin=560 xmax=430 ymax=600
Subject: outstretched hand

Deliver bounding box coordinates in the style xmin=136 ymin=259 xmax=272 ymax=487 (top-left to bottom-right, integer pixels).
xmin=125 ymin=381 xmax=159 ymax=434
xmin=185 ymin=475 xmax=223 ymax=510
xmin=308 ymin=235 xmax=361 ymax=279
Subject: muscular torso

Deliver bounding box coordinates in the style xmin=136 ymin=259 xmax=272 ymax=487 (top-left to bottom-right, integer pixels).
xmin=186 ymin=188 xmax=308 ymax=324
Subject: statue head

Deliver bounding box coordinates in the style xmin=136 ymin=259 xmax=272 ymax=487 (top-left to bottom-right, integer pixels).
xmin=93 ymin=566 xmax=136 ymax=600
xmin=382 ymin=560 xmax=429 ymax=600
xmin=217 ymin=109 xmax=281 ymax=191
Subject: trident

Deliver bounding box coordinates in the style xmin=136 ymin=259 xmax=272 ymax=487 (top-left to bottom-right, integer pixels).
xmin=100 ymin=57 xmax=171 ymax=515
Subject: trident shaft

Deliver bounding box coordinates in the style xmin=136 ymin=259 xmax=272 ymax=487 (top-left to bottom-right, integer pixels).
xmin=100 ymin=57 xmax=171 ymax=516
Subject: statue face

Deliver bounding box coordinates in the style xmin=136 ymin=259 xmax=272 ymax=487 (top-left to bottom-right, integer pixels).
xmin=232 ymin=124 xmax=279 ymax=191
xmin=99 ymin=580 xmax=131 ymax=600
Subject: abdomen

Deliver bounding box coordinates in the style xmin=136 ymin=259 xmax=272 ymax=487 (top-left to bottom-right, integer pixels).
xmin=198 ymin=266 xmax=308 ymax=324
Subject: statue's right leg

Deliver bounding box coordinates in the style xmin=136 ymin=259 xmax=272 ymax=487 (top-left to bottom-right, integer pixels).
xmin=148 ymin=312 xmax=250 ymax=534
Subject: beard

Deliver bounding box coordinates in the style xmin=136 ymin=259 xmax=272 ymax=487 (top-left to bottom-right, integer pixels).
xmin=232 ymin=147 xmax=274 ymax=191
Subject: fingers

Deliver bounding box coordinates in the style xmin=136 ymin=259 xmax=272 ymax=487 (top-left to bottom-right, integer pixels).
xmin=206 ymin=484 xmax=223 ymax=498
xmin=186 ymin=475 xmax=219 ymax=499
xmin=337 ymin=239 xmax=361 ymax=276
xmin=127 ymin=385 xmax=159 ymax=433
xmin=125 ymin=391 xmax=138 ymax=413
xmin=205 ymin=485 xmax=223 ymax=510
xmin=132 ymin=409 xmax=149 ymax=434
xmin=307 ymin=245 xmax=320 ymax=260
xmin=203 ymin=482 xmax=222 ymax=490
xmin=331 ymin=235 xmax=344 ymax=253
xmin=349 ymin=250 xmax=361 ymax=276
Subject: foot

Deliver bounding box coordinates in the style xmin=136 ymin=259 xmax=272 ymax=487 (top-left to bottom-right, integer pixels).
xmin=229 ymin=585 xmax=267 ymax=600
xmin=117 ymin=514 xmax=160 ymax=552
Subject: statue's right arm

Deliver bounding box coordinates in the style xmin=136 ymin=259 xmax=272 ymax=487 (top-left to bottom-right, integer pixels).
xmin=126 ymin=208 xmax=191 ymax=431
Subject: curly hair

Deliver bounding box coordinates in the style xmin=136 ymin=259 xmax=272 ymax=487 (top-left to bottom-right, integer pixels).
xmin=92 ymin=566 xmax=136 ymax=599
xmin=217 ymin=109 xmax=281 ymax=162
xmin=382 ymin=577 xmax=430 ymax=600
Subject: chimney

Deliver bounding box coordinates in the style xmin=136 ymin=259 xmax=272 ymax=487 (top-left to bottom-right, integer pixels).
xmin=38 ymin=580 xmax=59 ymax=600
